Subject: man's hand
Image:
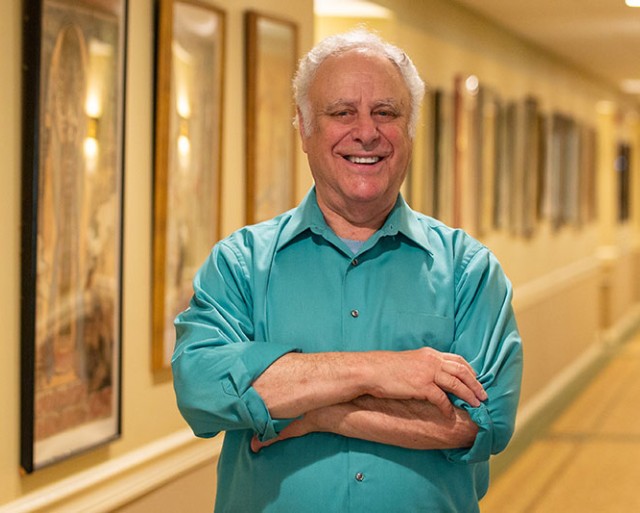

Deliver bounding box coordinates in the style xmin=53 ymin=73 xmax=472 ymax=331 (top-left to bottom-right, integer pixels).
xmin=251 ymin=395 xmax=479 ymax=453
xmin=251 ymin=411 xmax=319 ymax=453
xmin=364 ymin=347 xmax=487 ymax=418
xmin=253 ymin=347 xmax=486 ymax=421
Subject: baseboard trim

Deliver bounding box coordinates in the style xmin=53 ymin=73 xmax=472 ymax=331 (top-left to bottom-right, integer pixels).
xmin=0 ymin=430 xmax=223 ymax=513
xmin=490 ymin=305 xmax=640 ymax=477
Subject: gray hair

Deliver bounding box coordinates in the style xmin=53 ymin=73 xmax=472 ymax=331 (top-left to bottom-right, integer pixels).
xmin=293 ymin=29 xmax=426 ymax=138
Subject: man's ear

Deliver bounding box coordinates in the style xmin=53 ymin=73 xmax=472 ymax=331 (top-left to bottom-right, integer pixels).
xmin=296 ymin=107 xmax=309 ymax=153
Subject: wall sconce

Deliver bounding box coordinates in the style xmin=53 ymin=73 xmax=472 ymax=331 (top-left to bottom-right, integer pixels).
xmin=465 ymin=74 xmax=480 ymax=96
xmin=84 ymin=88 xmax=102 ymax=174
xmin=176 ymin=89 xmax=191 ymax=170
xmin=84 ymin=114 xmax=100 ymax=174
xmin=177 ymin=116 xmax=191 ymax=170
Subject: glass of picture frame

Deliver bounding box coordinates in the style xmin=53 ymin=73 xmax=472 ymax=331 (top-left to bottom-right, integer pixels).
xmin=245 ymin=11 xmax=298 ymax=224
xmin=20 ymin=0 xmax=128 ymax=473
xmin=152 ymin=0 xmax=225 ymax=371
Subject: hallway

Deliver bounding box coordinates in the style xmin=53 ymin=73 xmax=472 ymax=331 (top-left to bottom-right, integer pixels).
xmin=481 ymin=330 xmax=640 ymax=512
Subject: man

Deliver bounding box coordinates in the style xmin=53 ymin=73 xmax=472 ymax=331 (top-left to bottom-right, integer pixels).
xmin=172 ymin=29 xmax=523 ymax=513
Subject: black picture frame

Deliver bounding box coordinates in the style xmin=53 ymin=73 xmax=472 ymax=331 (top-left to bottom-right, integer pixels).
xmin=20 ymin=0 xmax=128 ymax=473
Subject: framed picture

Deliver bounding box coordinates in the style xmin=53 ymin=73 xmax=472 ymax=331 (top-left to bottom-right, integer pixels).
xmin=20 ymin=0 xmax=128 ymax=473
xmin=245 ymin=11 xmax=298 ymax=224
xmin=616 ymin=142 xmax=632 ymax=222
xmin=152 ymin=0 xmax=225 ymax=370
xmin=521 ymin=96 xmax=540 ymax=238
xmin=433 ymin=89 xmax=456 ymax=227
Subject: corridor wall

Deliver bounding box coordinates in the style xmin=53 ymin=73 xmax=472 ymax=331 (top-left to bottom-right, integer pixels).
xmin=0 ymin=0 xmax=312 ymax=511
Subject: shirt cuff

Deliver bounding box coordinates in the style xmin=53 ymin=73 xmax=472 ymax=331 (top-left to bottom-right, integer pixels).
xmin=240 ymin=385 xmax=300 ymax=441
xmin=443 ymin=400 xmax=493 ymax=464
xmin=227 ymin=342 xmax=301 ymax=440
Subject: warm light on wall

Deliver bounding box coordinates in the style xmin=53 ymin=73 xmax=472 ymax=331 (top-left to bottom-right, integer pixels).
xmin=177 ymin=117 xmax=191 ymax=170
xmin=621 ymin=79 xmax=640 ymax=94
xmin=84 ymin=92 xmax=101 ymax=174
xmin=177 ymin=94 xmax=191 ymax=119
xmin=625 ymin=0 xmax=640 ymax=7
xmin=465 ymin=74 xmax=480 ymax=95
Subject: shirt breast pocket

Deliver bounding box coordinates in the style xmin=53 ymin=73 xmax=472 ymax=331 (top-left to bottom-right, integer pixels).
xmin=388 ymin=312 xmax=454 ymax=352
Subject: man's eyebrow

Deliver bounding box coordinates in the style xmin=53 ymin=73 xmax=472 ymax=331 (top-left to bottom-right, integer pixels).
xmin=323 ymin=98 xmax=403 ymax=111
xmin=323 ymin=99 xmax=357 ymax=111
xmin=373 ymin=99 xmax=402 ymax=109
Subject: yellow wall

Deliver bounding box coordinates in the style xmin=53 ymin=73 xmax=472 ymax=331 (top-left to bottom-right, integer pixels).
xmin=0 ymin=0 xmax=312 ymax=510
xmin=1 ymin=0 xmax=639 ymax=510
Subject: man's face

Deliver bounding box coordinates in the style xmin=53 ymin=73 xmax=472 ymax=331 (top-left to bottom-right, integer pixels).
xmin=300 ymin=50 xmax=413 ymax=217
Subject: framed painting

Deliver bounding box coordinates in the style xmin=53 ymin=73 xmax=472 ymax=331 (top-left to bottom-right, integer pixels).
xmin=579 ymin=125 xmax=597 ymax=223
xmin=152 ymin=0 xmax=225 ymax=370
xmin=20 ymin=0 xmax=128 ymax=473
xmin=616 ymin=142 xmax=632 ymax=222
xmin=434 ymin=89 xmax=456 ymax=227
xmin=245 ymin=11 xmax=298 ymax=224
xmin=521 ymin=96 xmax=540 ymax=238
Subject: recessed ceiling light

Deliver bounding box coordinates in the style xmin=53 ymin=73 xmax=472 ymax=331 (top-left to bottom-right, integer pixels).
xmin=314 ymin=0 xmax=393 ymax=18
xmin=625 ymin=0 xmax=640 ymax=7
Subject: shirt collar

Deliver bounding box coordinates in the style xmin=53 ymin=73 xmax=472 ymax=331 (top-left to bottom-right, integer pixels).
xmin=277 ymin=187 xmax=433 ymax=256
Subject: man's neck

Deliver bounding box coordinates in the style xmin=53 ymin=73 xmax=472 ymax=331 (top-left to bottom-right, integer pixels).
xmin=317 ymin=195 xmax=395 ymax=241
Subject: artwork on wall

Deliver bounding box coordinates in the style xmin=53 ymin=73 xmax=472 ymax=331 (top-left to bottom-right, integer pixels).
xmin=434 ymin=89 xmax=456 ymax=227
xmin=579 ymin=125 xmax=598 ymax=224
xmin=547 ymin=112 xmax=571 ymax=230
xmin=520 ymin=96 xmax=541 ymax=238
xmin=417 ymin=75 xmax=600 ymax=238
xmin=414 ymin=89 xmax=436 ymax=217
xmin=245 ymin=11 xmax=298 ymax=224
xmin=616 ymin=142 xmax=632 ymax=222
xmin=152 ymin=0 xmax=225 ymax=371
xmin=480 ymin=88 xmax=501 ymax=237
xmin=20 ymin=0 xmax=128 ymax=473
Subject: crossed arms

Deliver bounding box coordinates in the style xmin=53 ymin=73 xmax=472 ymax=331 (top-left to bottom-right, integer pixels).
xmin=172 ymin=236 xmax=523 ymax=463
xmin=250 ymin=348 xmax=486 ymax=452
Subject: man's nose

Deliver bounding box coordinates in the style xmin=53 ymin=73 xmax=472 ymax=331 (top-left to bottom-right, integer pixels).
xmin=351 ymin=115 xmax=380 ymax=148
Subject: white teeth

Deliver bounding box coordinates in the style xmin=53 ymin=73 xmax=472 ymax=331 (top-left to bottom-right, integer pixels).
xmin=348 ymin=156 xmax=381 ymax=164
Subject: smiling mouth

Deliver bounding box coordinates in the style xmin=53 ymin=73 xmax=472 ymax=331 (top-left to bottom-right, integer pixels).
xmin=345 ymin=155 xmax=383 ymax=164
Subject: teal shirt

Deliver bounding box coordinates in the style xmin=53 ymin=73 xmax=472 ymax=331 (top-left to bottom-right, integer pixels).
xmin=172 ymin=189 xmax=523 ymax=513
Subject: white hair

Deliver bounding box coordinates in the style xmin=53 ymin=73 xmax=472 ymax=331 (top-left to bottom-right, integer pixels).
xmin=293 ymin=29 xmax=426 ymax=138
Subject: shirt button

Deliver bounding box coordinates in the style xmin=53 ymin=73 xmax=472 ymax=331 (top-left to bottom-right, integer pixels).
xmin=350 ymin=309 xmax=359 ymax=318
xmin=351 ymin=258 xmax=359 ymax=266
xmin=355 ymin=472 xmax=364 ymax=482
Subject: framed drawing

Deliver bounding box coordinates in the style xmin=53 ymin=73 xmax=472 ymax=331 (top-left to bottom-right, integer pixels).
xmin=152 ymin=0 xmax=225 ymax=370
xmin=616 ymin=142 xmax=632 ymax=222
xmin=434 ymin=89 xmax=456 ymax=227
xmin=20 ymin=0 xmax=128 ymax=473
xmin=245 ymin=11 xmax=298 ymax=224
xmin=521 ymin=96 xmax=540 ymax=238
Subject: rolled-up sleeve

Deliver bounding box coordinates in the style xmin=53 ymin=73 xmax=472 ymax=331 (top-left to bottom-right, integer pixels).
xmin=172 ymin=240 xmax=299 ymax=440
xmin=444 ymin=246 xmax=523 ymax=464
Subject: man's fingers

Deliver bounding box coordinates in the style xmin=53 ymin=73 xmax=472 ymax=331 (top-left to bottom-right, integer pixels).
xmin=425 ymin=384 xmax=455 ymax=419
xmin=250 ymin=435 xmax=263 ymax=453
xmin=440 ymin=360 xmax=487 ymax=402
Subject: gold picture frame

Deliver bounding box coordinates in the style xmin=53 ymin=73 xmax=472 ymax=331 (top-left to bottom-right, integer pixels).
xmin=152 ymin=0 xmax=225 ymax=370
xmin=245 ymin=11 xmax=298 ymax=224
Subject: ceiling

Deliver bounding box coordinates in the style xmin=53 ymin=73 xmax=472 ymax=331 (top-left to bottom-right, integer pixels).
xmin=449 ymin=0 xmax=640 ymax=99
